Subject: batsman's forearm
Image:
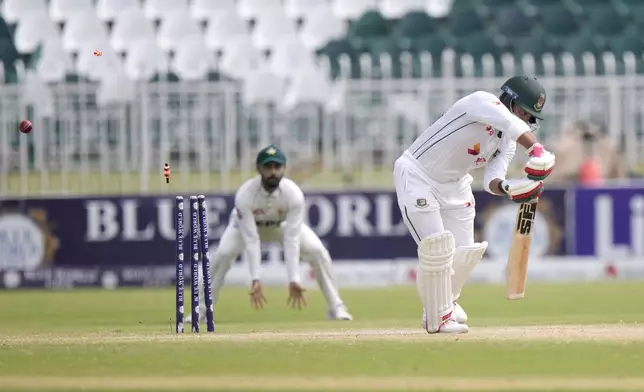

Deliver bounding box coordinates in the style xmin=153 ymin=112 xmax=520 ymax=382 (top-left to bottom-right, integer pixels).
xmin=516 ymin=132 xmax=538 ymax=149
xmin=488 ymin=178 xmax=507 ymax=196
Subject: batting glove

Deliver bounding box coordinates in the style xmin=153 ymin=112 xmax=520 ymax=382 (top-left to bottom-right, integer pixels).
xmin=500 ymin=177 xmax=544 ymax=203
xmin=525 ymin=143 xmax=555 ymax=181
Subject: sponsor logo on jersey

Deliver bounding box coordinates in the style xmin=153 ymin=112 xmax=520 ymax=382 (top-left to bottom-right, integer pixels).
xmin=475 ymin=157 xmax=487 ymax=165
xmin=415 ymin=198 xmax=428 ymax=208
xmin=467 ymin=143 xmax=480 ymax=156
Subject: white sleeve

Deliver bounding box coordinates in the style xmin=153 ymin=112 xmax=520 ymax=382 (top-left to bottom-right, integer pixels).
xmin=468 ymin=93 xmax=532 ymax=141
xmin=234 ymin=191 xmax=262 ymax=281
xmin=282 ymin=186 xmax=305 ymax=284
xmin=483 ymin=138 xmax=517 ymax=195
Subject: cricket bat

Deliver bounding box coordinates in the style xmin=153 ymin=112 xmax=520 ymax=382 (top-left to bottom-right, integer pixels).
xmin=505 ymin=143 xmax=545 ymax=300
xmin=505 ymin=199 xmax=538 ymax=300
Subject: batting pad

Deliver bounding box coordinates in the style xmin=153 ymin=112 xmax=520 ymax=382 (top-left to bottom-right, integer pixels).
xmin=417 ymin=231 xmax=455 ymax=332
xmin=451 ymin=242 xmax=488 ymax=301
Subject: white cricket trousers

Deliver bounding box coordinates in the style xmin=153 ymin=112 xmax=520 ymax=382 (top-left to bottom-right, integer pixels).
xmin=393 ymin=152 xmax=475 ymax=247
xmin=207 ymin=221 xmax=344 ymax=311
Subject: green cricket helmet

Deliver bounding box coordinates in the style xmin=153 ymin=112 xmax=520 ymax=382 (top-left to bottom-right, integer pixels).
xmin=500 ymin=76 xmax=546 ymax=130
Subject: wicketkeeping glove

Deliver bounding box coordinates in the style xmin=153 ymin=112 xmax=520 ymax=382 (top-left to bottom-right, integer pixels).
xmin=500 ymin=177 xmax=544 ymax=203
xmin=525 ymin=143 xmax=555 ymax=181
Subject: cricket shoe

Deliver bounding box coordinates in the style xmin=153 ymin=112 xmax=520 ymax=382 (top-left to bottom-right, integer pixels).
xmin=327 ymin=304 xmax=353 ymax=320
xmin=451 ymin=302 xmax=468 ymax=324
xmin=422 ymin=309 xmax=469 ymax=334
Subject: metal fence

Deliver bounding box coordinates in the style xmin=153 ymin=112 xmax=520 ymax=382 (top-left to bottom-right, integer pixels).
xmin=1 ymin=53 xmax=643 ymax=197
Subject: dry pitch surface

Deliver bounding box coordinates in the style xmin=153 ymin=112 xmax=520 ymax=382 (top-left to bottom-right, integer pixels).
xmin=2 ymin=375 xmax=644 ymax=391
xmin=2 ymin=323 xmax=644 ymax=345
xmin=2 ymin=324 xmax=644 ymax=391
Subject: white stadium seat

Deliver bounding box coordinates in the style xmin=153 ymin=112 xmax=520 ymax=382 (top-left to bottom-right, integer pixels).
xmin=77 ymin=45 xmax=123 ymax=83
xmin=380 ymin=0 xmax=427 ymax=18
xmin=96 ymin=0 xmax=141 ymax=21
xmin=219 ymin=37 xmax=264 ymax=80
xmin=50 ymin=0 xmax=95 ymax=23
xmin=110 ymin=9 xmax=156 ymax=53
xmin=143 ymin=0 xmax=189 ymax=20
xmin=204 ymin=10 xmax=250 ymax=52
xmin=237 ymin=0 xmax=283 ymax=20
xmin=14 ymin=10 xmax=60 ymax=53
xmin=191 ymin=0 xmax=237 ymax=21
xmin=1 ymin=0 xmax=47 ymax=24
xmin=268 ymin=38 xmax=318 ymax=77
xmin=300 ymin=6 xmax=346 ymax=50
xmin=157 ymin=10 xmax=201 ymax=52
xmin=171 ymin=36 xmax=211 ymax=81
xmin=251 ymin=9 xmax=298 ymax=51
xmin=283 ymin=0 xmax=331 ymax=19
xmin=61 ymin=13 xmax=110 ymax=53
xmin=124 ymin=39 xmax=167 ymax=81
xmin=35 ymin=38 xmax=73 ymax=83
xmin=332 ymin=0 xmax=379 ymax=19
xmin=427 ymin=0 xmax=454 ymax=18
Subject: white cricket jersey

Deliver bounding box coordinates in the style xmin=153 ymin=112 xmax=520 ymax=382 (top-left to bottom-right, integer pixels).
xmin=404 ymin=91 xmax=529 ymax=184
xmin=231 ymin=176 xmax=305 ymax=283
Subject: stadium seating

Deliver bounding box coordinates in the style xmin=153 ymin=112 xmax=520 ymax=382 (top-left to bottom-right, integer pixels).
xmin=13 ymin=10 xmax=58 ymax=53
xmin=1 ymin=0 xmax=643 ymax=196
xmin=110 ymin=8 xmax=156 ymax=53
xmin=96 ymin=0 xmax=140 ymax=21
xmin=494 ymin=5 xmax=535 ymax=37
xmin=0 ymin=0 xmax=642 ymax=84
xmin=1 ymin=0 xmax=47 ymax=24
xmin=204 ymin=10 xmax=249 ymax=52
xmin=50 ymin=0 xmax=96 ymax=23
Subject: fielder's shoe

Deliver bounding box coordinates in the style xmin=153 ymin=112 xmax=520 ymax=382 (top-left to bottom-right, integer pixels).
xmin=451 ymin=302 xmax=468 ymax=324
xmin=327 ymin=304 xmax=353 ymax=320
xmin=422 ymin=309 xmax=469 ymax=334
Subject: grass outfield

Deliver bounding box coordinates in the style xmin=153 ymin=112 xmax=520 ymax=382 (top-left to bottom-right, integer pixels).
xmin=1 ymin=283 xmax=644 ymax=391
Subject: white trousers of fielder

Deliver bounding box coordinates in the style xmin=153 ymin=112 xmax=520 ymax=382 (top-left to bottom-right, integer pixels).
xmin=205 ymin=220 xmax=346 ymax=313
xmin=394 ymin=152 xmax=487 ymax=331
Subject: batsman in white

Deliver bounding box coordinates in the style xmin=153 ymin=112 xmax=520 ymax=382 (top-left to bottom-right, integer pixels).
xmin=186 ymin=145 xmax=352 ymax=323
xmin=394 ymin=76 xmax=556 ymax=334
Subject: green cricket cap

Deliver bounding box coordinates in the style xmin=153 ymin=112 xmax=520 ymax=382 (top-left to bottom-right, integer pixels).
xmin=256 ymin=145 xmax=287 ymax=166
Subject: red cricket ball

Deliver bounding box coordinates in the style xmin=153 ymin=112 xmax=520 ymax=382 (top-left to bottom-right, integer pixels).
xmin=19 ymin=120 xmax=32 ymax=134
